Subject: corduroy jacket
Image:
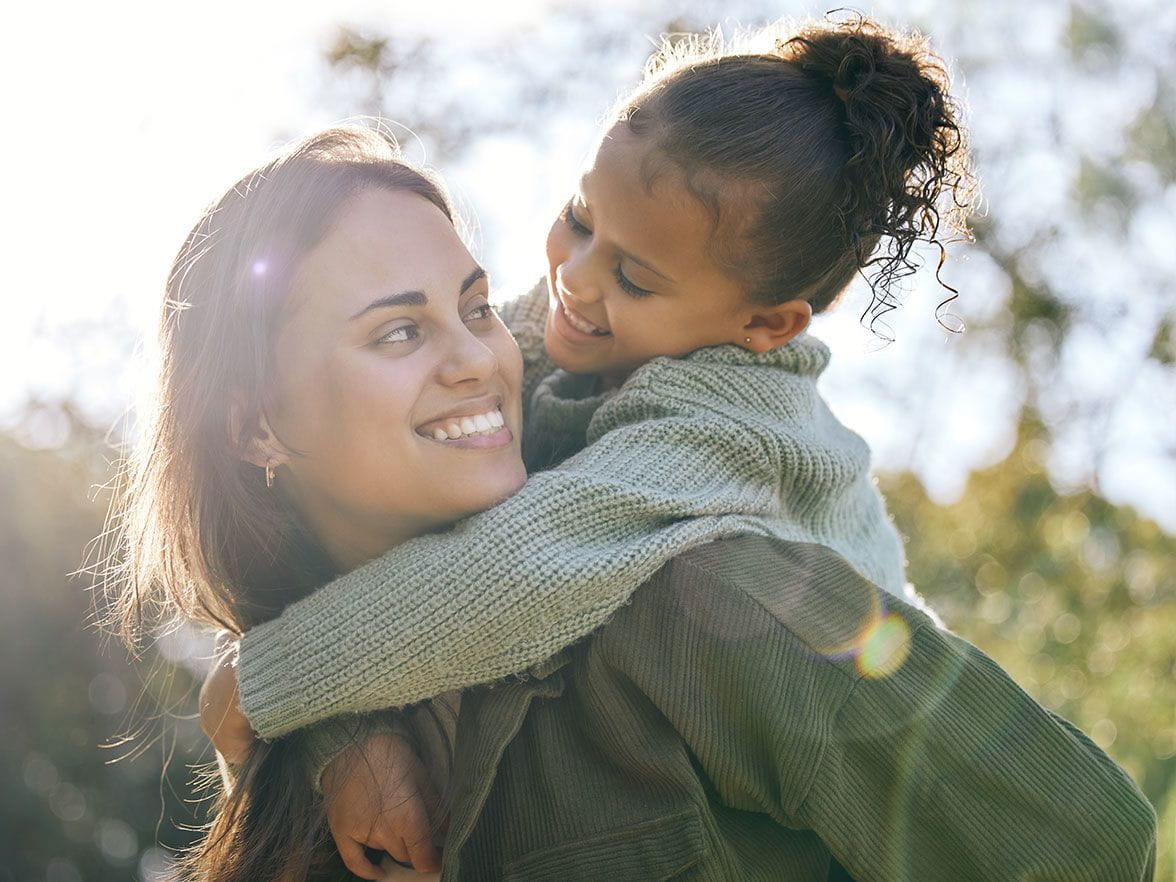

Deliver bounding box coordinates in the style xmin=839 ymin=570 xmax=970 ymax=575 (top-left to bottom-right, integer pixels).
xmin=438 ymin=536 xmax=1156 ymax=881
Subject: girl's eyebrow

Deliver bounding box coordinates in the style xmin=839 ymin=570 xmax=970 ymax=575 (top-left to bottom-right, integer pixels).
xmin=620 ymin=248 xmax=676 ymax=285
xmin=349 ymin=266 xmax=487 ymax=320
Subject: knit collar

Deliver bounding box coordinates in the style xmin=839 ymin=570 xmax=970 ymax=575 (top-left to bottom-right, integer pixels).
xmin=522 ymin=332 xmax=832 ymax=471
xmin=658 ymin=333 xmax=831 ymax=377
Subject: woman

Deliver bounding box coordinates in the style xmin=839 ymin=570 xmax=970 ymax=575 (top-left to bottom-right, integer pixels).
xmin=104 ymin=125 xmax=525 ymax=880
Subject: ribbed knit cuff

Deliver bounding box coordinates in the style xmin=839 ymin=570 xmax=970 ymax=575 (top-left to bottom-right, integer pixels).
xmin=238 ymin=616 xmax=301 ymax=738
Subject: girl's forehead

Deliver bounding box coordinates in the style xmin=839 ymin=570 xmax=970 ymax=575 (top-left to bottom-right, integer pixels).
xmin=582 ymin=124 xmax=722 ymax=280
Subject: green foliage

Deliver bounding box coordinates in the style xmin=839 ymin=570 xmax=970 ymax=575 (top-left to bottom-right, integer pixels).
xmin=0 ymin=433 xmax=205 ymax=882
xmin=881 ymin=421 xmax=1176 ymax=878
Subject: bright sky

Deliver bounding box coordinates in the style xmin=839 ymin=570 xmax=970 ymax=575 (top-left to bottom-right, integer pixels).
xmin=1 ymin=0 xmax=577 ymax=424
xmin=2 ymin=0 xmax=1172 ymax=531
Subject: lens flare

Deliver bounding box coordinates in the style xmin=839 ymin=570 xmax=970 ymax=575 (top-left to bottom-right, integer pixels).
xmin=856 ymin=613 xmax=912 ymax=679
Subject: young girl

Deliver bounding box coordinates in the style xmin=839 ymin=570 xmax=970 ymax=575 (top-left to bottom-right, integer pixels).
xmin=194 ymin=17 xmax=1157 ymax=881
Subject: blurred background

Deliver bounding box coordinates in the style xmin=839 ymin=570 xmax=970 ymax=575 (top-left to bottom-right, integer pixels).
xmin=1 ymin=0 xmax=1173 ymax=878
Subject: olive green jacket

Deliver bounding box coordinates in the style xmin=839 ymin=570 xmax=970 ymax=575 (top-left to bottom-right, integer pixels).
xmin=439 ymin=536 xmax=1156 ymax=881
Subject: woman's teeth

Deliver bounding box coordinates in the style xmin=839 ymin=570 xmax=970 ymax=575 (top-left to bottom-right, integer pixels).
xmin=428 ymin=408 xmax=505 ymax=441
xmin=563 ymin=304 xmax=610 ymax=336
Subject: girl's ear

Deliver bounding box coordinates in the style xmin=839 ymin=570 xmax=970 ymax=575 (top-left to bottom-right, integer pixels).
xmin=740 ymin=299 xmax=812 ymax=352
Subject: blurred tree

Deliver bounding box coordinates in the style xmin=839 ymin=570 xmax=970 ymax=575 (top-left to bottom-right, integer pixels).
xmin=881 ymin=418 xmax=1175 ymax=875
xmin=0 ymin=418 xmax=205 ymax=882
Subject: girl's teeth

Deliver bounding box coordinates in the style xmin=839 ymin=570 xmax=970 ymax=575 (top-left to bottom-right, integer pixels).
xmin=446 ymin=422 xmax=462 ymax=438
xmin=433 ymin=428 xmax=448 ymax=441
xmin=489 ymin=410 xmax=504 ymax=428
xmin=565 ymin=305 xmax=609 ymax=335
xmin=459 ymin=417 xmax=477 ymax=435
xmin=474 ymin=414 xmax=492 ymax=431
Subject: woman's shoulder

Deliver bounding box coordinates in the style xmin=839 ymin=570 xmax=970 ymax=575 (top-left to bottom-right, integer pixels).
xmin=609 ymin=536 xmax=932 ymax=662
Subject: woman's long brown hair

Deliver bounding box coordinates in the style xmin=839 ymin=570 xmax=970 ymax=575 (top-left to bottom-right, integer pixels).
xmin=95 ymin=125 xmax=454 ymax=881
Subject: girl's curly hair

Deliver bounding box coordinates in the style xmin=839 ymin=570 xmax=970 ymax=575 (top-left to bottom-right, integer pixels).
xmin=618 ymin=14 xmax=979 ymax=338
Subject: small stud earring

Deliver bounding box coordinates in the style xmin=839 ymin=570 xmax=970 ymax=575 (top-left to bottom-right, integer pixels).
xmin=744 ymin=337 xmax=752 ymax=344
xmin=265 ymin=461 xmax=275 ymax=489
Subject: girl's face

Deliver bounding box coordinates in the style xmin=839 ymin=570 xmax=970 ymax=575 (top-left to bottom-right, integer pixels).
xmin=264 ymin=188 xmax=526 ymax=570
xmin=543 ymin=123 xmax=756 ymax=380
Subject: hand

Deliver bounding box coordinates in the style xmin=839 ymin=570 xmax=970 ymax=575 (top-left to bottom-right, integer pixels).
xmin=199 ymin=631 xmax=257 ymax=767
xmin=322 ymin=731 xmax=444 ymax=878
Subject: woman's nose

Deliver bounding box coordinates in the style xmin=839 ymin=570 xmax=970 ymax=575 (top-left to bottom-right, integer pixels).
xmin=437 ymin=325 xmax=499 ymax=387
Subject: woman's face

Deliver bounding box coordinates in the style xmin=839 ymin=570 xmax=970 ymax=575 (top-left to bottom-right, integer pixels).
xmin=264 ymin=188 xmax=526 ymax=570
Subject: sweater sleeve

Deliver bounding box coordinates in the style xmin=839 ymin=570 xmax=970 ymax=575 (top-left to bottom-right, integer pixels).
xmin=237 ymin=387 xmax=782 ymax=738
xmin=593 ymin=538 xmax=1158 ymax=881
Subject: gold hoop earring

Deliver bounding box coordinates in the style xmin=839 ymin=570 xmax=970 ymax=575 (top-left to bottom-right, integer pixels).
xmin=265 ymin=461 xmax=275 ymax=489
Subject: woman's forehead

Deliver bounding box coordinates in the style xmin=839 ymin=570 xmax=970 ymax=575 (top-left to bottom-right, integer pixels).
xmin=291 ymin=189 xmax=474 ymax=319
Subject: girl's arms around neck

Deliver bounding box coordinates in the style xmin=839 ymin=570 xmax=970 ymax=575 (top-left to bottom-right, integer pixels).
xmin=236 ymin=286 xmax=904 ymax=737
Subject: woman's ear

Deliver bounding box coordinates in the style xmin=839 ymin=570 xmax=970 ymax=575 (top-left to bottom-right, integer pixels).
xmin=228 ymin=398 xmax=289 ymax=470
xmin=740 ymin=300 xmax=812 ymax=352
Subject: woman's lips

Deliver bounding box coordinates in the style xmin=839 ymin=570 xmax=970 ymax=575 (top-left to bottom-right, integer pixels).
xmin=424 ymin=426 xmax=513 ymax=449
xmin=416 ymin=406 xmax=507 ymax=442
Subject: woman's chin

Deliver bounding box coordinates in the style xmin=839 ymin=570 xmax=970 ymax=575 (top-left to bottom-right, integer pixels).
xmin=445 ymin=459 xmax=528 ymax=518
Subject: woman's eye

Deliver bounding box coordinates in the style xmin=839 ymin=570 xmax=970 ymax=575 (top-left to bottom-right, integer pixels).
xmin=464 ymin=302 xmax=496 ymax=322
xmin=614 ymin=265 xmax=653 ymax=298
xmin=563 ymin=200 xmax=592 ymax=236
xmin=376 ymin=323 xmax=420 ymax=345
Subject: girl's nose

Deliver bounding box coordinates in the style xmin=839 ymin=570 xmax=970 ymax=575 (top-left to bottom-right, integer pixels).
xmin=556 ymin=255 xmax=602 ymax=305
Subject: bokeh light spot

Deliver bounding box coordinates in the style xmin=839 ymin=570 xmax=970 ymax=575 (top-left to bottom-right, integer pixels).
xmin=1052 ymin=612 xmax=1082 ymax=644
xmin=1091 ymin=718 xmax=1118 ymax=749
xmin=856 ymin=613 xmax=911 ymax=679
xmin=88 ymin=672 xmax=128 ymax=716
xmin=45 ymin=858 xmax=82 ymax=882
xmin=95 ymin=818 xmax=138 ymax=864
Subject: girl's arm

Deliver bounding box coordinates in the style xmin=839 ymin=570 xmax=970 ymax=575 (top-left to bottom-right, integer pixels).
xmin=237 ymin=372 xmax=785 ymax=737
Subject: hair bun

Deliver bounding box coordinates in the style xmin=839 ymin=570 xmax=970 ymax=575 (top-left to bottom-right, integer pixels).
xmin=780 ymin=15 xmax=976 ymax=333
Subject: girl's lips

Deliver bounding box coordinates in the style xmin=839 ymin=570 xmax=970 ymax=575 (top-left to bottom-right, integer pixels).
xmin=552 ymin=300 xmax=612 ymax=346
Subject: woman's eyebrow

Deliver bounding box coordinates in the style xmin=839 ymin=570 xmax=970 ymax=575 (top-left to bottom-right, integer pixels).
xmin=349 ymin=267 xmax=486 ymax=321
xmin=460 ymin=266 xmax=487 ymax=293
xmin=350 ymin=290 xmax=427 ymax=320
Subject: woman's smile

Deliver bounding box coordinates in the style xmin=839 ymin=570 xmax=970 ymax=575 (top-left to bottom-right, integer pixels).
xmin=415 ymin=396 xmax=513 ymax=447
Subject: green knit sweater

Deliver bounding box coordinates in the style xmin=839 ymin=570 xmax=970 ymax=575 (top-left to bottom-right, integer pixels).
xmin=238 ymin=284 xmax=910 ymax=738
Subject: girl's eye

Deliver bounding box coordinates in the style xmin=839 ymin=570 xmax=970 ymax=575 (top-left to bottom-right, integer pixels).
xmin=375 ymin=323 xmax=420 ymax=346
xmin=562 ymin=200 xmax=592 ymax=236
xmin=614 ymin=265 xmax=653 ymax=298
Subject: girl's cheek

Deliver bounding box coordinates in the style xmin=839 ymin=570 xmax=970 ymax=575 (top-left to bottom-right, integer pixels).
xmin=546 ymin=220 xmax=570 ymax=265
